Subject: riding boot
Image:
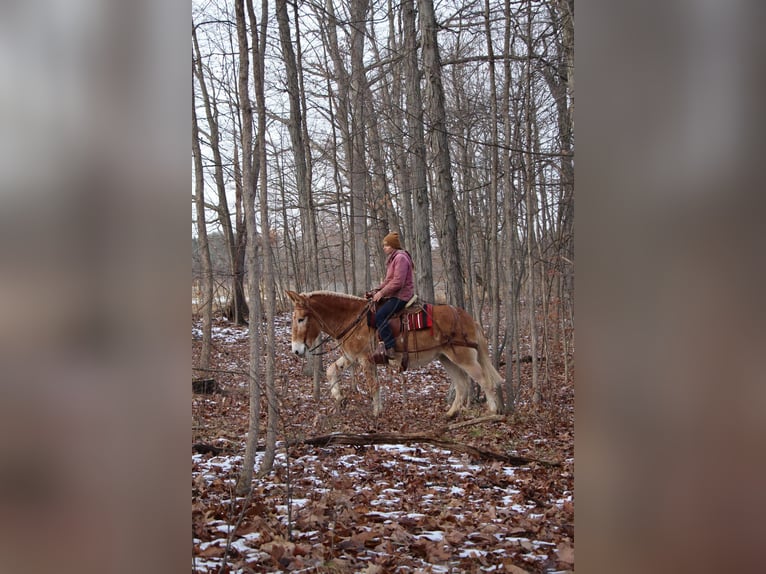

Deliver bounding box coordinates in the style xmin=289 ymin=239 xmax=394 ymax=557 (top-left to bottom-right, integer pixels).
xmin=370 ymin=342 xmax=395 ymax=365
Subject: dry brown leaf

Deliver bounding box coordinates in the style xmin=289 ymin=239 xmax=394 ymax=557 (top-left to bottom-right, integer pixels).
xmin=501 ymin=561 xmax=531 ymax=574
xmin=556 ymin=541 xmax=575 ymax=564
xmin=445 ymin=530 xmax=466 ymax=546
xmin=197 ymin=544 xmax=225 ymax=558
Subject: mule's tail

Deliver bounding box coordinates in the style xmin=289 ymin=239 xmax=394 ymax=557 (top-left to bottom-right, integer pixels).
xmin=475 ymin=324 xmax=505 ymax=413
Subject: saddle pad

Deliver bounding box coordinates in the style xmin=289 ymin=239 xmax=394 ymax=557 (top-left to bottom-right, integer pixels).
xmin=407 ymin=304 xmax=433 ymax=330
xmin=368 ymin=304 xmax=433 ymax=331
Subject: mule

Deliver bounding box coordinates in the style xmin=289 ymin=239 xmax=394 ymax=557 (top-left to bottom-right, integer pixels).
xmin=286 ymin=290 xmax=503 ymax=418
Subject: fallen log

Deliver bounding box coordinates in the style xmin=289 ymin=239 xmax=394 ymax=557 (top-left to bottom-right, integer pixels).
xmin=292 ymin=432 xmax=559 ymax=467
xmin=192 ymin=443 xmax=224 ymax=455
xmin=192 ymin=378 xmax=219 ymax=394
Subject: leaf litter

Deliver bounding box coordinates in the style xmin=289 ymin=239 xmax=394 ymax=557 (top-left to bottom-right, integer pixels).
xmin=193 ymin=315 xmax=574 ymax=573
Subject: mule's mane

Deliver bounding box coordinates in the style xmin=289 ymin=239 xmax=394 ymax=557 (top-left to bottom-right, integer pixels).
xmin=305 ymin=290 xmax=365 ymax=302
xmin=300 ymin=290 xmax=367 ymax=335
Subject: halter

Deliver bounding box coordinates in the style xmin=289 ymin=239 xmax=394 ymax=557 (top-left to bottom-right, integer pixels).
xmin=296 ymin=297 xmax=373 ymax=355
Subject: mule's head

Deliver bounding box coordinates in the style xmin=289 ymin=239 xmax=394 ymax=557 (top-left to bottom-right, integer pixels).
xmin=286 ymin=290 xmax=320 ymax=357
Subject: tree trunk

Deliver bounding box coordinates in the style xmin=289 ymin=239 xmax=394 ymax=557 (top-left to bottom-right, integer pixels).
xmin=418 ymin=0 xmax=464 ymax=308
xmin=349 ymin=0 xmax=370 ymax=294
xmin=276 ymin=0 xmax=325 ymax=400
xmin=403 ymin=0 xmax=435 ymax=303
xmin=502 ymin=0 xmax=520 ymax=413
xmin=231 ymin=138 xmax=249 ymax=324
xmin=277 ymin=0 xmax=319 ymax=291
xmin=523 ymin=0 xmax=541 ymax=405
xmin=192 ymin=68 xmax=213 ymax=372
xmin=192 ymin=28 xmax=246 ymax=324
xmin=483 ymin=0 xmax=501 ymax=368
xmin=234 ymin=0 xmax=263 ymax=495
xmin=250 ymin=0 xmax=277 ymax=475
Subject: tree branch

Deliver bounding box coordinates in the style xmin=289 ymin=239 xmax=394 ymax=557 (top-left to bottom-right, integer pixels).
xmin=290 ymin=431 xmax=559 ymax=467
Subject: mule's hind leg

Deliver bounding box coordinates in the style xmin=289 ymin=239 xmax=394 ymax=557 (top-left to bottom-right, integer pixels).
xmin=443 ymin=348 xmax=501 ymax=414
xmin=439 ymin=356 xmax=471 ymax=418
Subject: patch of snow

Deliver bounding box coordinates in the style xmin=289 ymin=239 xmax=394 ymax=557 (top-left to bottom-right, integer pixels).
xmin=365 ymin=510 xmax=403 ymax=519
xmin=416 ymin=530 xmax=445 ymax=542
xmin=459 ymin=548 xmax=487 ymax=559
xmin=369 ymin=499 xmax=401 ymax=508
xmin=521 ymin=552 xmax=549 ymax=562
xmin=374 ymin=444 xmax=416 ymax=454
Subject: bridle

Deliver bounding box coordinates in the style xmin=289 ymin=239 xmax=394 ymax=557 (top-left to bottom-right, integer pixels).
xmin=295 ymin=298 xmax=373 ymax=355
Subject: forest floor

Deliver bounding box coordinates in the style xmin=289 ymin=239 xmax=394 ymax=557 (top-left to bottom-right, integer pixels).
xmin=192 ymin=313 xmax=574 ymax=573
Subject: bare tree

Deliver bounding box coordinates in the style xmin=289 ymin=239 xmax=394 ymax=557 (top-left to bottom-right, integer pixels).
xmin=349 ymin=0 xmax=371 ymax=294
xmin=193 ymin=27 xmax=248 ymax=324
xmin=403 ymin=0 xmax=435 ymax=302
xmin=250 ymin=0 xmax=278 ymax=474
xmin=483 ymin=0 xmax=502 ymax=367
xmin=192 ymin=64 xmax=213 ymax=372
xmin=523 ymin=0 xmax=541 ymax=404
xmin=234 ymin=0 xmax=263 ymax=495
xmin=418 ymin=0 xmax=464 ymax=308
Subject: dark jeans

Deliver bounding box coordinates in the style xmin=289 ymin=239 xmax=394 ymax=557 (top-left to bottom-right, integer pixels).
xmin=375 ymin=297 xmax=407 ymax=349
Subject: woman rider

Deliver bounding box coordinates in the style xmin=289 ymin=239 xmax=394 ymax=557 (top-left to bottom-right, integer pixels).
xmin=369 ymin=232 xmax=414 ymax=363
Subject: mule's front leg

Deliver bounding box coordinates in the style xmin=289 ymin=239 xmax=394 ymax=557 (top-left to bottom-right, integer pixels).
xmin=366 ymin=363 xmax=382 ymax=417
xmin=326 ymin=355 xmax=352 ymax=405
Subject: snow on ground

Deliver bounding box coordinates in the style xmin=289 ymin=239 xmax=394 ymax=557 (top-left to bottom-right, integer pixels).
xmin=193 ymin=442 xmax=566 ymax=573
xmin=193 ymin=315 xmax=574 ymax=573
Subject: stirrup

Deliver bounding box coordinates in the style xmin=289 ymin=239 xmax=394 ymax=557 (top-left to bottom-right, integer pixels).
xmin=370 ymin=343 xmax=394 ymax=365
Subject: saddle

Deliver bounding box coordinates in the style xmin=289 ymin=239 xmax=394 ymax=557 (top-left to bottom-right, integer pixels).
xmin=367 ymin=295 xmax=433 ymax=371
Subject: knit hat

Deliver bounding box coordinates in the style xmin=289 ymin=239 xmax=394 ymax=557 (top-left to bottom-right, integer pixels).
xmin=383 ymin=232 xmax=401 ymax=250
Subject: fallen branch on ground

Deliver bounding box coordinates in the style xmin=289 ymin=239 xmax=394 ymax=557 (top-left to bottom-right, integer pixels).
xmin=443 ymin=414 xmax=506 ymax=432
xmin=290 ymin=432 xmax=559 ymax=467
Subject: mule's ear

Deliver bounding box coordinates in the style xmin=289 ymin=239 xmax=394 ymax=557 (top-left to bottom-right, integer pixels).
xmin=285 ymin=290 xmax=302 ymax=304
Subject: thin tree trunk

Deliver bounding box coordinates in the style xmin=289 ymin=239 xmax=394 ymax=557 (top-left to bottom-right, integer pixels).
xmin=418 ymin=0 xmax=464 ymax=308
xmin=321 ymin=0 xmax=353 ymax=289
xmin=523 ymin=0 xmax=541 ymax=405
xmin=192 ymin=68 xmax=213 ymax=372
xmin=349 ymin=0 xmax=370 ymax=294
xmin=192 ymin=29 xmax=245 ymax=324
xmin=276 ymin=0 xmax=324 ymax=391
xmin=276 ymin=0 xmax=318 ymax=291
xmin=403 ymin=0 xmax=435 ymax=302
xmin=483 ymin=0 xmax=501 ymax=368
xmin=386 ymin=3 xmax=413 ymax=255
xmin=231 ymin=134 xmax=249 ymax=324
xmin=234 ymin=0 xmax=263 ymax=495
xmin=250 ymin=0 xmax=277 ymax=475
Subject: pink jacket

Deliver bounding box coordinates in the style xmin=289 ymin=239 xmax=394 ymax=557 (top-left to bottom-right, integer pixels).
xmin=377 ymin=249 xmax=414 ymax=301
